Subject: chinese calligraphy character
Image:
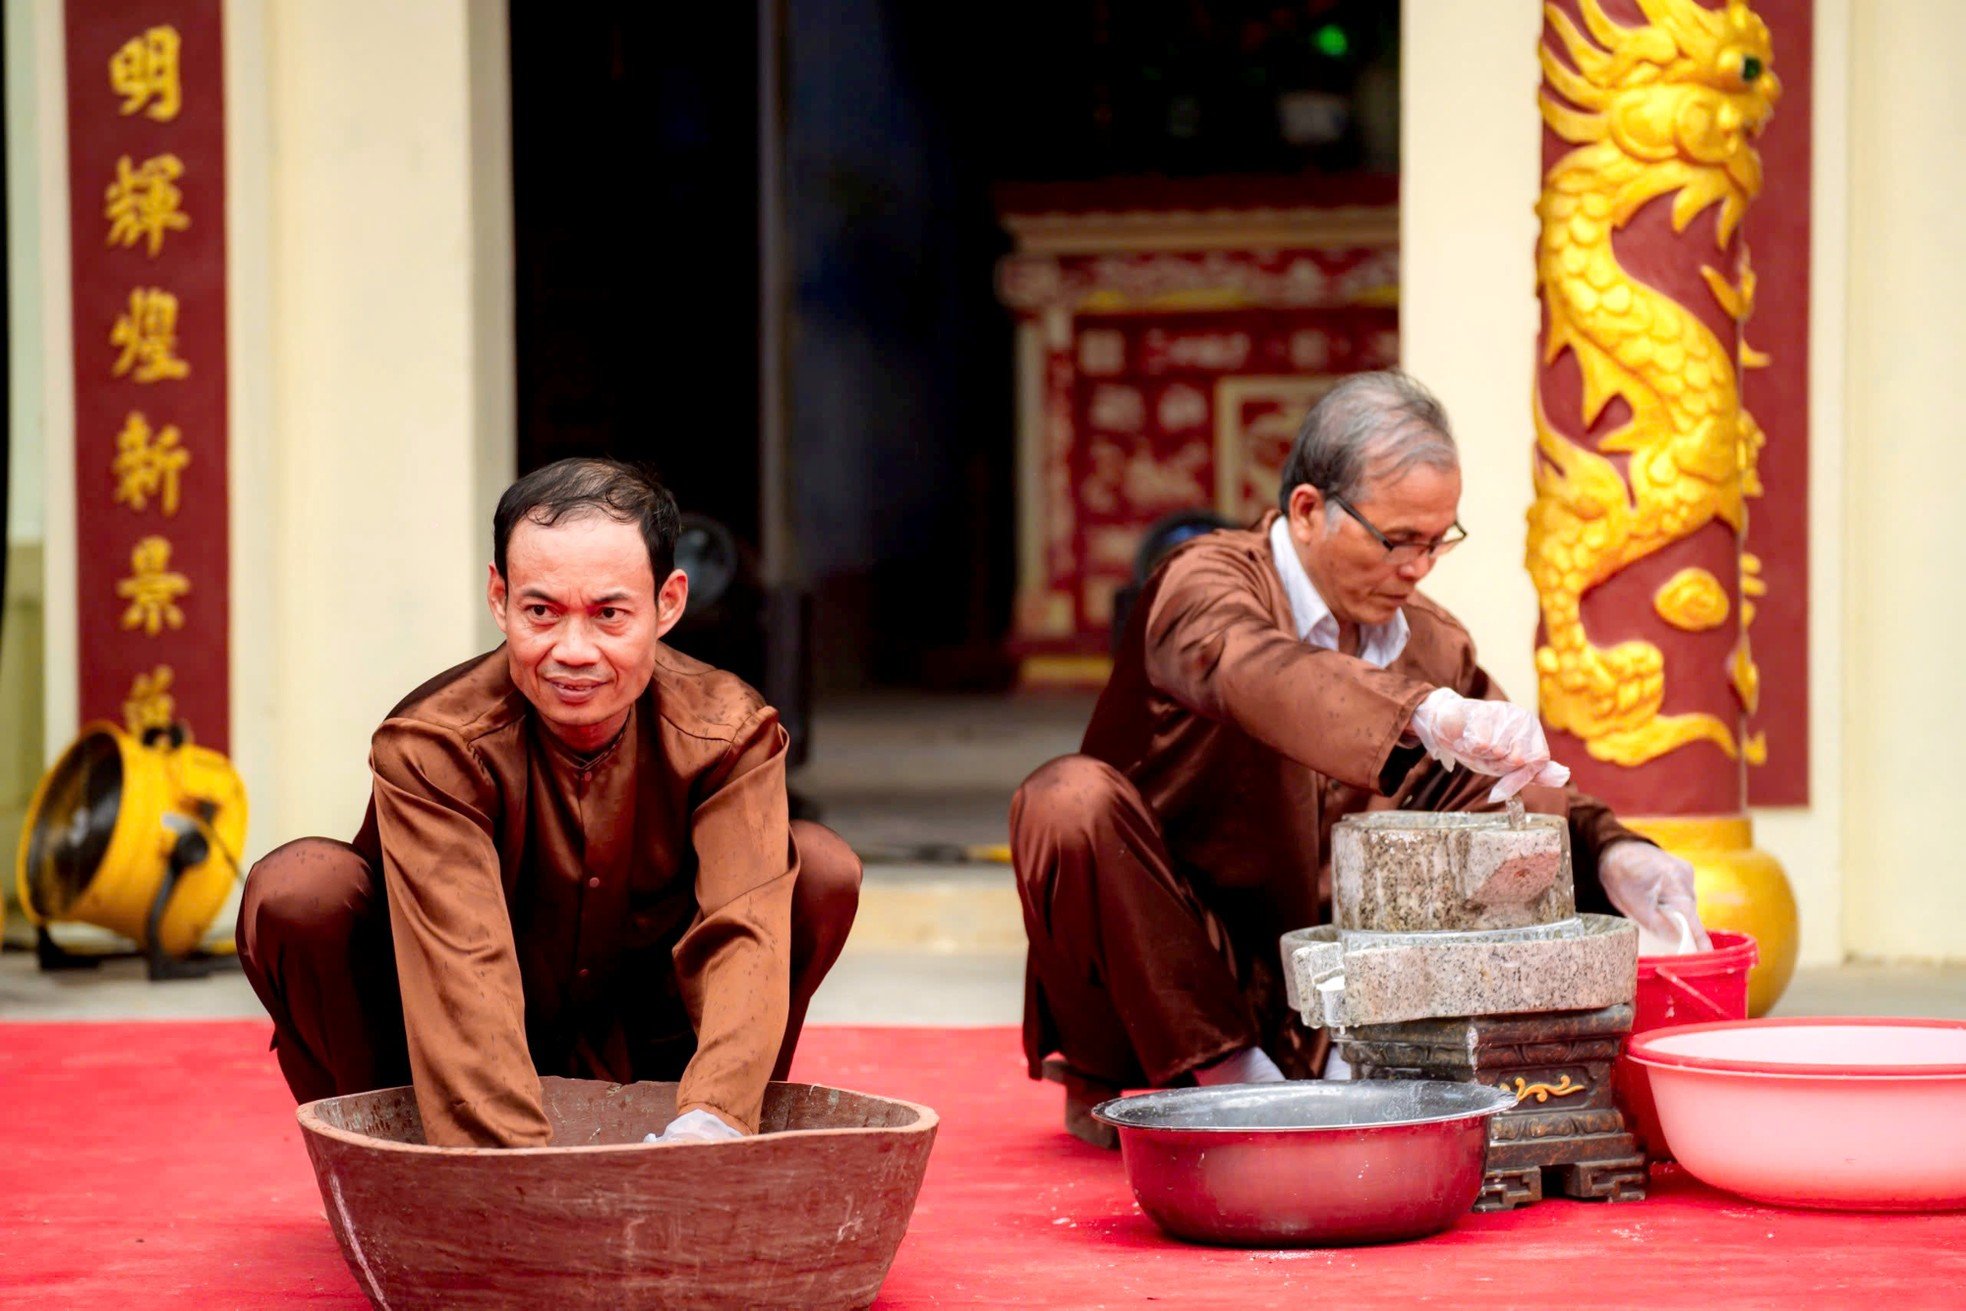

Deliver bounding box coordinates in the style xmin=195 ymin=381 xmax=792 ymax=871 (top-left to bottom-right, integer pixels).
xmin=110 ymin=288 xmax=190 ymax=382
xmin=112 ymin=412 xmax=190 ymax=515
xmin=109 ymin=26 xmax=182 ymax=122
xmin=117 ymin=536 xmax=190 ymax=635
xmin=105 ymin=154 xmax=190 ymax=256
xmin=123 ymin=665 xmax=177 ymax=736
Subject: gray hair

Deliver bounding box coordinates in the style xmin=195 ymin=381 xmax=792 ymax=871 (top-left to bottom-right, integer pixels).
xmin=1275 ymin=370 xmax=1459 ymax=517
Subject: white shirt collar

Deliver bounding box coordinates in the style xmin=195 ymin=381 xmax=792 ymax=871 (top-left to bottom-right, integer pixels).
xmin=1268 ymin=515 xmax=1410 ymax=668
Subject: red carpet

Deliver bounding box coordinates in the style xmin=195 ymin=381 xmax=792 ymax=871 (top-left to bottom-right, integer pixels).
xmin=3 ymin=1021 xmax=1962 ymax=1308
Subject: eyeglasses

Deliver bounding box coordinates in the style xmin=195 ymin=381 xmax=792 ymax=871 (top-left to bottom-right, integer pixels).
xmin=1328 ymin=494 xmax=1466 ymax=565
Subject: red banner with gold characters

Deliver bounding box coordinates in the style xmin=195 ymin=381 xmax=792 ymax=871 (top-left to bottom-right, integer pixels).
xmin=66 ymin=1 xmax=229 ymax=751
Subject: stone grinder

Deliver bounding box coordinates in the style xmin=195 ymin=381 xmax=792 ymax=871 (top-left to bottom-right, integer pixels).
xmin=1280 ymin=811 xmax=1646 ymax=1209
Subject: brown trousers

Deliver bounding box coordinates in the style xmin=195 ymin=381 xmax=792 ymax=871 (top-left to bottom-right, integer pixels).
xmin=1012 ymin=755 xmax=1323 ymax=1088
xmin=237 ymin=819 xmax=860 ymax=1106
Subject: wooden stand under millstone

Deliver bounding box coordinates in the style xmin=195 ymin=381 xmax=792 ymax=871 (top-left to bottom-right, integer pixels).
xmin=1342 ymin=1003 xmax=1647 ymax=1210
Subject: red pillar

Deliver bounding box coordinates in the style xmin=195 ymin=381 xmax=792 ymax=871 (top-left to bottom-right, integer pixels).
xmin=1528 ymin=0 xmax=1795 ymax=1010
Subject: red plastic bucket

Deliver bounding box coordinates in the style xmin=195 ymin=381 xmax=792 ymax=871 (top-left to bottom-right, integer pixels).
xmin=1615 ymin=929 xmax=1759 ymax=1160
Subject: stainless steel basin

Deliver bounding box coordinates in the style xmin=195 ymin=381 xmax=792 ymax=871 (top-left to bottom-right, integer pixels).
xmin=1092 ymin=1080 xmax=1513 ymax=1247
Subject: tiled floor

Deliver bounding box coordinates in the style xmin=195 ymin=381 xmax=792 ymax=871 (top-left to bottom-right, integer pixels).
xmin=6 ymin=691 xmax=1961 ymax=1026
xmin=3 ymin=939 xmax=1962 ymax=1027
xmin=788 ymin=690 xmax=1093 ymax=853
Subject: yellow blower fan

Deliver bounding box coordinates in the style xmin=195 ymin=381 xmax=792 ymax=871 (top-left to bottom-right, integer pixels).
xmin=14 ymin=722 xmax=247 ymax=979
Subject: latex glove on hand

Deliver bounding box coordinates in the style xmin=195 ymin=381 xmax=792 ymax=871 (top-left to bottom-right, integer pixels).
xmin=643 ymin=1108 xmax=744 ymax=1146
xmin=1408 ymin=687 xmax=1572 ymax=802
xmin=1599 ymin=839 xmax=1713 ymax=953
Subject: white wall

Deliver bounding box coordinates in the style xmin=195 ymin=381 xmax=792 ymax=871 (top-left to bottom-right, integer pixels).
xmin=1401 ymin=0 xmax=1850 ymax=964
xmin=1398 ymin=0 xmax=1544 ymax=714
xmin=466 ymin=0 xmax=516 ymax=656
xmin=225 ymin=0 xmax=277 ymax=877
xmin=1756 ymin=0 xmax=1848 ymax=970
xmin=1841 ymin=0 xmax=1966 ymax=961
xmin=227 ymin=0 xmax=514 ymax=853
xmin=1 ymin=0 xmax=62 ymax=880
xmin=19 ymin=0 xmax=77 ymax=750
xmin=5 ymin=0 xmax=49 ymax=549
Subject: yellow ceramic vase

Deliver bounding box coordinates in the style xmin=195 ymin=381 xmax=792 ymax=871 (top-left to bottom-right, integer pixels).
xmin=1622 ymin=815 xmax=1797 ymax=1016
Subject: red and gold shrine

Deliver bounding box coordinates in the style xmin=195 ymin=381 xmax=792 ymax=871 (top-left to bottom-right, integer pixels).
xmin=996 ymin=178 xmax=1398 ymax=685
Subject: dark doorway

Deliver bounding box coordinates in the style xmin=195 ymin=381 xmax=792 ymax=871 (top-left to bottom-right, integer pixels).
xmin=509 ymin=1 xmax=1397 ymax=695
xmin=782 ymin=0 xmax=1395 ymax=690
xmin=509 ymin=2 xmax=761 ymax=547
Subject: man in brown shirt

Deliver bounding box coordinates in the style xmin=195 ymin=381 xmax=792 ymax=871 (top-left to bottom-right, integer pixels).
xmin=1012 ymin=371 xmax=1708 ymax=1143
xmin=238 ymin=459 xmax=858 ymax=1148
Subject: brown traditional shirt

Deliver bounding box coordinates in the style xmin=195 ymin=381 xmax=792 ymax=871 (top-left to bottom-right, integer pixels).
xmin=352 ymin=645 xmax=796 ymax=1148
xmin=1083 ymin=512 xmax=1638 ymax=955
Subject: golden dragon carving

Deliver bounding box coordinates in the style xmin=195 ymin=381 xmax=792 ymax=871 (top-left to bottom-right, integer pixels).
xmin=1527 ymin=0 xmax=1777 ymax=767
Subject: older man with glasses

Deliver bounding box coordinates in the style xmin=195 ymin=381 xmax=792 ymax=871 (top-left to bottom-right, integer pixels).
xmin=1011 ymin=369 xmax=1708 ymax=1146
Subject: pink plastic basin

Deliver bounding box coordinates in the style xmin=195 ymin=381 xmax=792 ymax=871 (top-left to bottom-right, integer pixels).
xmin=1626 ymin=1018 xmax=1966 ymax=1211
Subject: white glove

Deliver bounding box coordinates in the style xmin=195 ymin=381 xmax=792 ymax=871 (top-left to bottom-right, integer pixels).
xmin=1599 ymin=840 xmax=1713 ymax=952
xmin=1408 ymin=687 xmax=1572 ymax=802
xmin=643 ymin=1108 xmax=744 ymax=1146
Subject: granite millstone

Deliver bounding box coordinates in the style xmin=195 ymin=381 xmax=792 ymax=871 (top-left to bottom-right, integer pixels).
xmin=1281 ymin=915 xmax=1640 ymax=1029
xmin=1331 ymin=811 xmax=1574 ymax=933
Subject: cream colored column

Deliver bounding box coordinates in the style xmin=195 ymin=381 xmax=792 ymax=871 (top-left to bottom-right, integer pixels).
xmin=1843 ymin=0 xmax=1966 ymax=961
xmin=1398 ymin=0 xmax=1543 ymax=710
xmin=3 ymin=0 xmax=69 ymax=878
xmin=20 ymin=0 xmax=78 ymax=759
xmin=228 ymin=0 xmax=513 ymax=853
xmin=1754 ymin=0 xmax=1850 ymax=968
xmin=224 ymin=0 xmax=277 ymax=877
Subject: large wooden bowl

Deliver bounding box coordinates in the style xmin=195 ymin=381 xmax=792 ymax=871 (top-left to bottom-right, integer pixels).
xmin=298 ymin=1077 xmax=938 ymax=1309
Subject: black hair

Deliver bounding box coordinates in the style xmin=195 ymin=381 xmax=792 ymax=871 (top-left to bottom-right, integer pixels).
xmin=492 ymin=457 xmax=681 ymax=583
